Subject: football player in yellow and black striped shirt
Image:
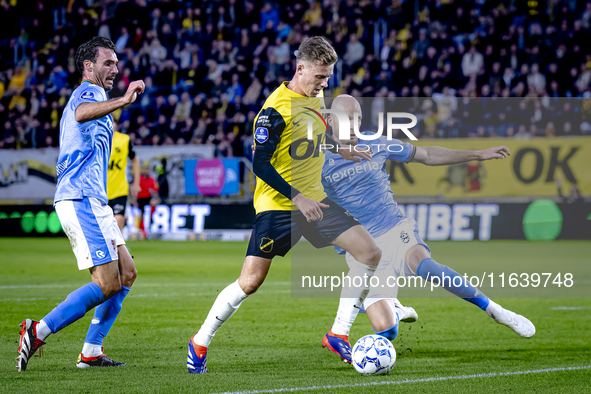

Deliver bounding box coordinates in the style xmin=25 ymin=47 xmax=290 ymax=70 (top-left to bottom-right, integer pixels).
xmin=107 ymin=129 xmax=140 ymax=231
xmin=188 ymin=37 xmax=383 ymax=373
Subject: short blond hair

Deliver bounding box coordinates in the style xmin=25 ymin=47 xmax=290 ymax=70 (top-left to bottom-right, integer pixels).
xmin=296 ymin=36 xmax=338 ymax=66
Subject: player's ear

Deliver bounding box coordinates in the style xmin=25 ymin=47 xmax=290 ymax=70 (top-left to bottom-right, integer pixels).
xmin=327 ymin=115 xmax=333 ymax=127
xmin=83 ymin=59 xmax=93 ymax=74
xmin=297 ymin=62 xmax=305 ymax=75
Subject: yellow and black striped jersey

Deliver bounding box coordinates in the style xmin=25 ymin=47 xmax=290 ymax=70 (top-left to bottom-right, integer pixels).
xmin=107 ymin=131 xmax=135 ymax=200
xmin=252 ymin=82 xmax=328 ymax=214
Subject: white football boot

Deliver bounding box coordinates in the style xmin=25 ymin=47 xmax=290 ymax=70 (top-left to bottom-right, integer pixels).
xmin=486 ymin=301 xmax=536 ymax=338
xmin=393 ymin=298 xmax=418 ymax=323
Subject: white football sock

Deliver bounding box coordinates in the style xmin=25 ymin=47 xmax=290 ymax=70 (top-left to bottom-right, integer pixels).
xmin=331 ymin=263 xmax=377 ymax=336
xmin=36 ymin=319 xmax=51 ymax=341
xmin=194 ymin=280 xmax=248 ymax=348
xmin=82 ymin=343 xmax=102 ymax=358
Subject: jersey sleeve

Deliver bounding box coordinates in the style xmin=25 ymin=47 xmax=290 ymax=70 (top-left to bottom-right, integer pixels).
xmin=73 ymin=85 xmax=101 ymax=106
xmin=252 ymin=106 xmax=298 ymax=199
xmin=70 ymin=85 xmax=102 ymax=116
xmin=128 ymin=138 xmax=136 ymax=160
xmin=383 ymin=137 xmax=416 ymax=163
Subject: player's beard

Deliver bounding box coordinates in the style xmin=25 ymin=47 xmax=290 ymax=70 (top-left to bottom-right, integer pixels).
xmin=102 ymin=73 xmax=117 ymax=91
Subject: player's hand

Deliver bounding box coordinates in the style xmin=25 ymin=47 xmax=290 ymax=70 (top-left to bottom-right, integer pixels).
xmin=339 ymin=146 xmax=371 ymax=162
xmin=293 ymin=193 xmax=329 ymax=222
xmin=123 ymin=80 xmax=145 ymax=104
xmin=479 ymin=146 xmax=510 ymax=160
xmin=131 ymin=182 xmax=141 ymax=198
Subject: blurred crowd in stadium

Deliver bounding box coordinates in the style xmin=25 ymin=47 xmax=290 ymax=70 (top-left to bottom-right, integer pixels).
xmin=1 ymin=0 xmax=591 ymax=152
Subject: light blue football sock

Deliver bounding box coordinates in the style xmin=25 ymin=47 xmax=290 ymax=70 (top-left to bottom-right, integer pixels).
xmin=373 ymin=322 xmax=399 ymax=341
xmin=416 ymin=257 xmax=490 ymax=310
xmin=43 ymin=282 xmax=104 ymax=333
xmin=84 ymin=286 xmax=131 ymax=345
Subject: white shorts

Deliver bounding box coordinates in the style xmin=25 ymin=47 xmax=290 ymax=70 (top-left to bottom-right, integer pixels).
xmin=345 ymin=217 xmax=429 ymax=305
xmin=55 ymin=197 xmax=125 ymax=270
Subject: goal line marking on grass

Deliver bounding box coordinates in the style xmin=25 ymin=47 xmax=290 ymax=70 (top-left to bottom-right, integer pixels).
xmin=214 ymin=365 xmax=591 ymax=394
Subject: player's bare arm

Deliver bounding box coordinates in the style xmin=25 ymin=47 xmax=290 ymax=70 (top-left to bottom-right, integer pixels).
xmin=411 ymin=145 xmax=510 ymax=166
xmin=131 ymin=157 xmax=141 ymax=197
xmin=75 ymin=81 xmax=145 ymax=123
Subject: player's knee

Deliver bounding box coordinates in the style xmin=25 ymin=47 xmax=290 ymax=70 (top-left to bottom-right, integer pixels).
xmin=374 ymin=323 xmax=398 ymax=341
xmin=100 ymin=280 xmax=122 ymax=299
xmin=366 ymin=245 xmax=382 ymax=267
xmin=130 ymin=266 xmax=138 ymax=283
xmin=121 ymin=266 xmax=137 ymax=287
xmin=120 ymin=256 xmax=137 ymax=287
xmin=239 ymin=276 xmax=264 ymax=295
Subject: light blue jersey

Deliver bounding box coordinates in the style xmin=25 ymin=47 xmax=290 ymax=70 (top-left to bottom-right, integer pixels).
xmin=54 ymin=81 xmax=114 ymax=205
xmin=322 ymin=135 xmax=416 ymax=238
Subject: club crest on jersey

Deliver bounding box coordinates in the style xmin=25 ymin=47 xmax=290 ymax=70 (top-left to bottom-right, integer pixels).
xmin=260 ymin=237 xmax=274 ymax=253
xmin=81 ymin=91 xmax=95 ymax=100
xmin=255 ymin=127 xmax=269 ymax=143
xmin=400 ymin=231 xmax=410 ymax=244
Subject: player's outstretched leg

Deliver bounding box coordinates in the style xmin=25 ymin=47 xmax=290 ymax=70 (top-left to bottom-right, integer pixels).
xmin=17 ymin=282 xmax=105 ymax=371
xmin=412 ymin=253 xmax=535 ymax=338
xmin=323 ymin=262 xmax=378 ymax=364
xmin=324 ymin=227 xmax=381 ymax=363
xmin=79 ymin=247 xmax=136 ymax=368
xmin=188 ymin=280 xmax=249 ymax=373
xmin=188 ymin=256 xmax=269 ymax=374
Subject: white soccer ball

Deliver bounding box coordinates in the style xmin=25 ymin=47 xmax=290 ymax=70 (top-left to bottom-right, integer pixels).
xmin=352 ymin=335 xmax=396 ymax=375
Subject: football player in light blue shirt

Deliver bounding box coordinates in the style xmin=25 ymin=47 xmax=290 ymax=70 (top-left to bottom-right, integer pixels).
xmin=321 ymin=95 xmax=535 ymax=363
xmin=17 ymin=37 xmax=145 ymax=372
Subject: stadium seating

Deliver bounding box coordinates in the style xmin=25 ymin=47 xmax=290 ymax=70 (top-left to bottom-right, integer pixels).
xmin=1 ymin=0 xmax=590 ymax=150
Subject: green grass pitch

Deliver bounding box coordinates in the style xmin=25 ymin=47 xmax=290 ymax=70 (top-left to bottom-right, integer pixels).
xmin=0 ymin=238 xmax=590 ymax=393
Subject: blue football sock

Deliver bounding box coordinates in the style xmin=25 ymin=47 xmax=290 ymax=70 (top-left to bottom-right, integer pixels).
xmin=43 ymin=282 xmax=104 ymax=333
xmin=373 ymin=322 xmax=399 ymax=341
xmin=416 ymin=257 xmax=490 ymax=310
xmin=84 ymin=286 xmax=131 ymax=346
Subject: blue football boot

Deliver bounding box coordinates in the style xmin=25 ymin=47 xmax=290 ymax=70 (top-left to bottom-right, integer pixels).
xmin=322 ymin=329 xmax=352 ymax=363
xmin=187 ymin=333 xmax=208 ymax=374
